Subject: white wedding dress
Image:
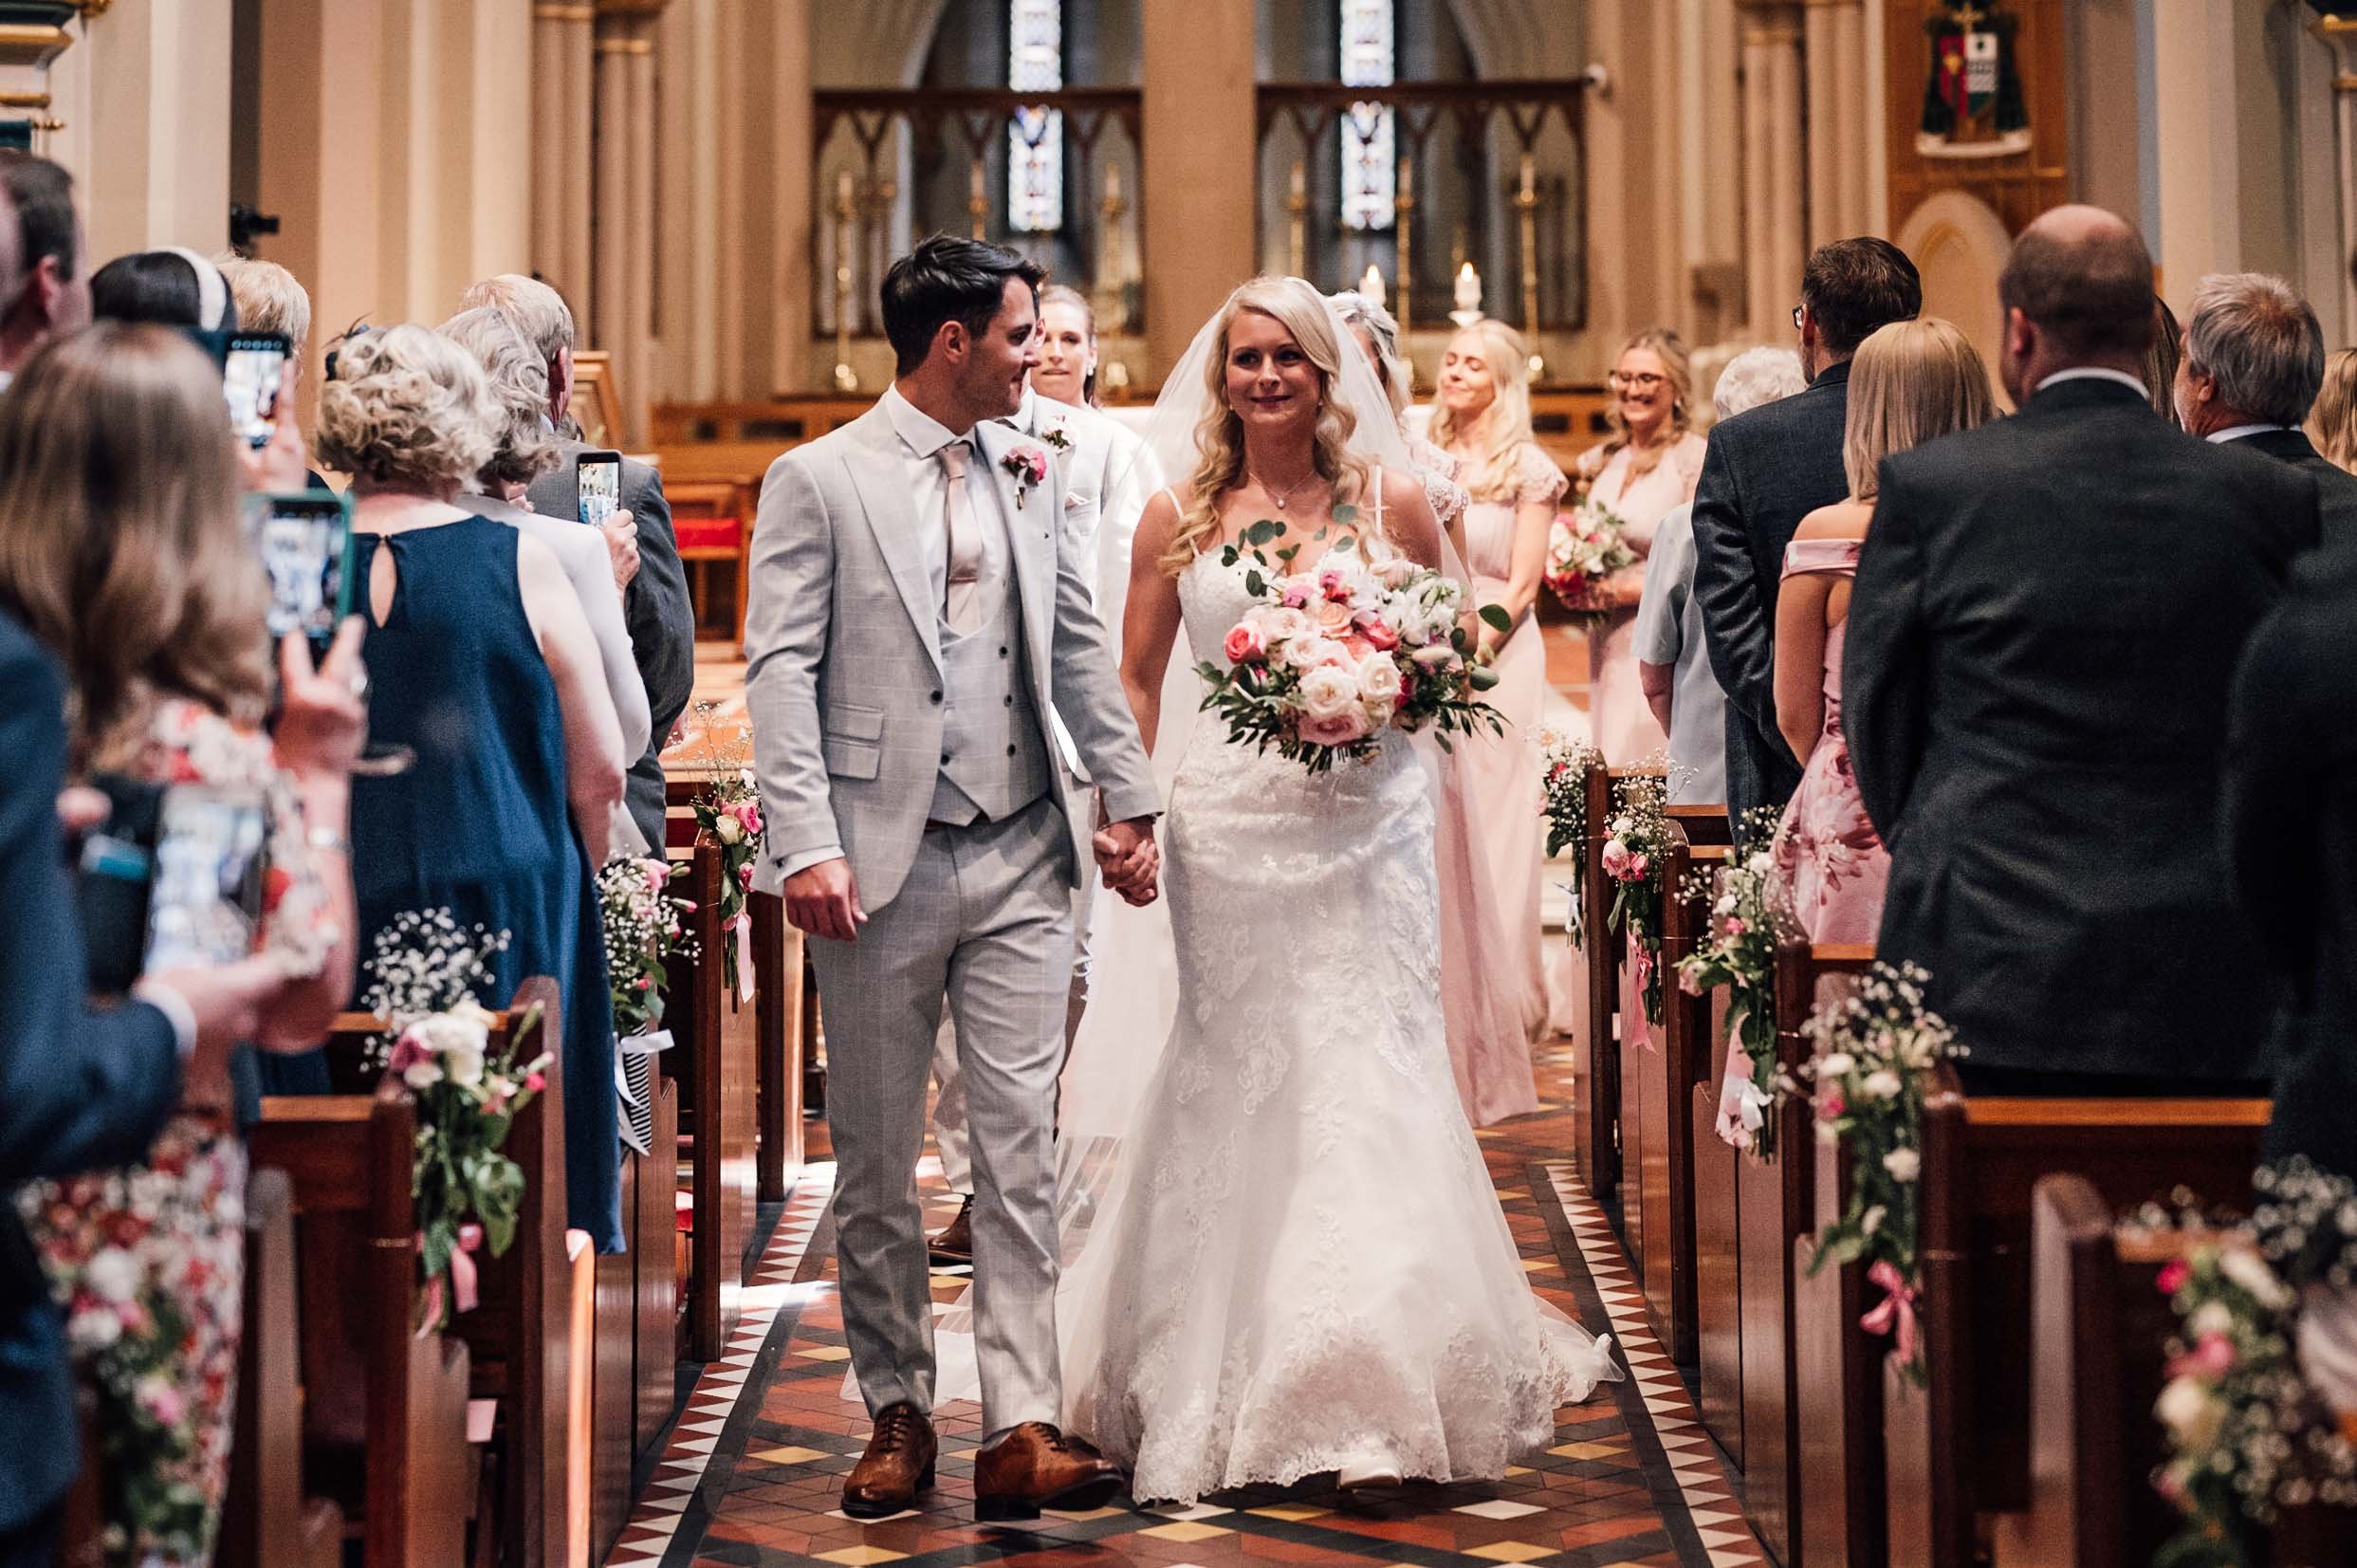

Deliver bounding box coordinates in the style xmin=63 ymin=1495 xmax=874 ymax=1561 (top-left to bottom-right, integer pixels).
xmin=1054 ymin=539 xmax=1620 ymax=1504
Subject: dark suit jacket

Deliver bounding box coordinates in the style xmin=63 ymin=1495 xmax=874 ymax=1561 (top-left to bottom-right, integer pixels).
xmin=0 ymin=612 xmax=181 ymax=1530
xmin=1691 ymin=358 xmax=1851 ymax=831
xmin=1845 ymin=377 xmax=2321 ymax=1081
xmin=527 ymin=441 xmax=695 ymax=848
xmin=2233 ymin=426 xmax=2357 ymax=569
xmin=2227 ymin=547 xmax=2357 ymax=1178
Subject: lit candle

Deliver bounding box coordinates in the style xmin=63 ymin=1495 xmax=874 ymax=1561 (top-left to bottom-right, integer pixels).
xmin=1360 ymin=264 xmax=1384 ymax=301
xmin=1456 ymin=261 xmax=1481 ymax=314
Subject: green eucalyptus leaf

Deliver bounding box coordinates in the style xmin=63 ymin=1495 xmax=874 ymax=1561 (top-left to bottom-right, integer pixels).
xmin=1479 ymin=604 xmax=1513 ymax=634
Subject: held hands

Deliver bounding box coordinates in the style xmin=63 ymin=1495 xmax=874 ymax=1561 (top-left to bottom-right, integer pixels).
xmin=1093 ymin=816 xmax=1160 ymax=907
xmin=603 ymin=509 xmax=641 ymax=592
xmin=785 ymin=857 xmax=867 ymax=942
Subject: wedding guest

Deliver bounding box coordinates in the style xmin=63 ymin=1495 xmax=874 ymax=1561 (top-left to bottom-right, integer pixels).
xmin=1032 ymin=283 xmax=1106 ymax=408
xmin=0 ymin=323 xmax=365 ymax=1564
xmin=439 ymin=304 xmax=651 ymax=853
xmin=1336 ymin=287 xmax=1535 ymax=1126
xmin=1573 ymin=328 xmax=1705 ymax=765
xmin=1430 ymin=317 xmax=1563 ymax=1037
xmin=462 ymin=273 xmax=693 ymax=850
xmin=91 ymin=247 xmax=236 ymax=332
xmin=0 ymin=152 xmax=85 ymax=386
xmin=1846 ymin=206 xmax=2320 ymax=1093
xmin=2145 ymin=297 xmax=2184 ymax=429
xmin=1634 ymin=345 xmax=1805 ymax=807
xmin=2173 ymin=271 xmax=2357 ymax=549
xmin=218 ymin=253 xmax=336 ymax=493
xmin=318 ymin=323 xmax=630 ymax=1248
xmin=2310 ymin=346 xmax=2357 ymax=472
xmin=1771 ymin=320 xmax=1991 ymax=942
xmin=1692 ymin=237 xmax=1920 ymax=838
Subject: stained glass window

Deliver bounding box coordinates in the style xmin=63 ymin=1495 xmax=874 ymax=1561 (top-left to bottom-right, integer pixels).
xmin=1009 ymin=0 xmax=1062 ymax=233
xmin=1340 ymin=0 xmax=1394 ymax=231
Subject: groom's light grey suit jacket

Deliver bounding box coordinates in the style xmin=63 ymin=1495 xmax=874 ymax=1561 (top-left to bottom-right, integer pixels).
xmin=744 ymin=400 xmax=1157 ymax=913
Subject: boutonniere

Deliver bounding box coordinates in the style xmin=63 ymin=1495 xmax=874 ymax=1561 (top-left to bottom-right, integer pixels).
xmin=1040 ymin=424 xmax=1073 ymax=453
xmin=1003 ymin=445 xmax=1049 ymax=509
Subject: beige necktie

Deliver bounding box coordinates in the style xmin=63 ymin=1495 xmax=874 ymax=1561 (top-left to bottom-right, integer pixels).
xmin=938 ymin=438 xmax=982 ymax=635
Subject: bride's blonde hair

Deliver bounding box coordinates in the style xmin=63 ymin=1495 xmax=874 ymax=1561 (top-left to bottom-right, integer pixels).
xmin=1161 ymin=276 xmax=1371 ymax=574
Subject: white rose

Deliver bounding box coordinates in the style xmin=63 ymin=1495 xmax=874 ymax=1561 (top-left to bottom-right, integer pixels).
xmin=1611 ymin=816 xmax=1633 ymax=838
xmin=1259 ymin=606 xmax=1313 ymax=646
xmin=713 ymin=813 xmax=744 ymax=845
xmin=67 ymin=1308 xmax=122 ymax=1353
xmin=1297 ymin=664 xmax=1360 ymax=723
xmin=2154 ymin=1374 xmax=2224 ymax=1449
xmin=1747 ymin=851 xmax=1773 ymax=875
xmin=2218 ymin=1247 xmax=2293 ymax=1309
xmin=2188 ymin=1301 xmax=2235 ymax=1339
xmin=1862 ymin=1069 xmax=1903 ymax=1101
xmin=403 ymin=1058 xmax=446 ymax=1091
xmin=1882 ymin=1146 xmax=1921 ymax=1183
xmin=1714 ymin=893 xmax=1739 ymax=916
xmin=1815 ymin=1051 xmax=1855 ymax=1079
xmin=1861 ymin=1204 xmax=1886 ymax=1236
xmin=85 ymin=1246 xmax=138 ymax=1303
xmin=1283 ymin=635 xmax=1345 ymax=673
xmin=1356 ymin=651 xmax=1403 ymax=708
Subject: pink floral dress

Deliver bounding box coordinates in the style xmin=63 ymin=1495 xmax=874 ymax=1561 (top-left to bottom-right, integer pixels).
xmin=1769 ymin=539 xmax=1889 ymax=942
xmin=19 ymin=698 xmax=337 ymax=1567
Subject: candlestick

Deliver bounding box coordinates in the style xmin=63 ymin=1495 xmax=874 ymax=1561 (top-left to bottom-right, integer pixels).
xmin=967 ymin=153 xmax=989 ymax=241
xmin=1515 ymin=151 xmax=1542 ymax=381
xmin=1360 ymin=263 xmax=1384 ymax=302
xmin=1455 ymin=261 xmax=1481 ymax=313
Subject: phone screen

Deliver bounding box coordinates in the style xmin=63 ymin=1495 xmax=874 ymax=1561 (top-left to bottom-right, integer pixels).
xmin=577 ymin=452 xmax=623 ymax=528
xmin=223 ymin=332 xmax=290 ymax=449
xmin=142 ymin=787 xmax=269 ymax=974
xmin=249 ymin=491 xmax=353 ymax=650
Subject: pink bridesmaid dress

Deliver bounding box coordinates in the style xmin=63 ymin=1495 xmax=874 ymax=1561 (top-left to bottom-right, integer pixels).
xmin=1769 ymin=537 xmax=1890 ymax=942
xmin=1578 ymin=432 xmax=1706 ymax=767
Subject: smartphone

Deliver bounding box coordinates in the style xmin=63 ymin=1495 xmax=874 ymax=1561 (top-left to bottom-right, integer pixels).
xmin=141 ymin=786 xmax=269 ymax=974
xmin=249 ymin=490 xmax=354 ymax=654
xmin=576 ymin=450 xmax=623 ymax=528
xmin=223 ymin=331 xmax=291 ymax=449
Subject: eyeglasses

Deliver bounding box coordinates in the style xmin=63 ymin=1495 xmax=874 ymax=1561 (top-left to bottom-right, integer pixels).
xmin=1793 ymin=304 xmax=1806 ymax=332
xmin=1608 ymin=371 xmax=1666 ymax=392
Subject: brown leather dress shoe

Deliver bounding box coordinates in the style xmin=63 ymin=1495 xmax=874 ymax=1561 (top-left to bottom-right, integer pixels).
xmin=841 ymin=1402 xmax=937 ymax=1519
xmin=929 ymin=1195 xmax=975 ymax=1264
xmin=972 ymin=1421 xmax=1127 ymax=1522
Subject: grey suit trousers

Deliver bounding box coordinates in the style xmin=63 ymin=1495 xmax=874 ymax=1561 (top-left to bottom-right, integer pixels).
xmin=810 ymin=794 xmax=1076 ymax=1431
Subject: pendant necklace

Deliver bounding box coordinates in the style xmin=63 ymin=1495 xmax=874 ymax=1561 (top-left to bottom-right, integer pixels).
xmin=1249 ymin=468 xmax=1319 ymax=512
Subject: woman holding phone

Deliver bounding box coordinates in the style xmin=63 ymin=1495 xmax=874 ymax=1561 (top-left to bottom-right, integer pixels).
xmin=0 ymin=322 xmax=365 ymax=1566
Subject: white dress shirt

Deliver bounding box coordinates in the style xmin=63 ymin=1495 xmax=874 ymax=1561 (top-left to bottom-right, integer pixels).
xmin=882 ymin=382 xmax=1010 ymax=624
xmin=2208 ymin=423 xmax=2290 ymax=444
xmin=2035 ymin=367 xmax=2150 ymax=399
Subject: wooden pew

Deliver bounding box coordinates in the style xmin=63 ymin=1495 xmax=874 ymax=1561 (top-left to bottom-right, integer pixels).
xmin=1691 ymin=975 xmax=1745 ymax=1466
xmin=751 ymin=886 xmax=806 ymax=1202
xmin=1883 ymin=1067 xmax=2269 ymax=1567
xmin=588 ymin=1073 xmax=678 ymax=1565
xmin=1577 ymin=761 xmax=1666 ymax=1205
xmin=1624 ymin=807 xmax=1730 ymax=1364
xmin=220 ymin=1166 xmax=343 ymax=1568
xmin=669 ymin=830 xmax=760 ymax=1360
xmin=250 ymin=1084 xmax=474 ymax=1567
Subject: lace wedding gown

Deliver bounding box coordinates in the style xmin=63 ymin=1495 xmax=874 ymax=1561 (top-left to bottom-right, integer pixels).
xmin=1056 ymin=542 xmax=1620 ymax=1504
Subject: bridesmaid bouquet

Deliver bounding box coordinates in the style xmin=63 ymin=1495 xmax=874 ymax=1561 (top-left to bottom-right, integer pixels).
xmin=1197 ymin=514 xmax=1507 ymax=776
xmin=1543 ymin=498 xmax=1637 ymax=624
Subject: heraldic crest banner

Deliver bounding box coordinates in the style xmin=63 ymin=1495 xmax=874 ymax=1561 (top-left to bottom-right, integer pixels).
xmin=1919 ymin=1 xmax=2031 ymax=158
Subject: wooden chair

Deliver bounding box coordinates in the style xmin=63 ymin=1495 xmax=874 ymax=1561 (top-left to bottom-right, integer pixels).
xmin=250 ymin=1083 xmax=474 ymax=1566
xmin=1626 ymin=807 xmax=1729 ymax=1364
xmin=665 ymin=479 xmax=751 ymax=643
xmin=668 ymin=830 xmax=761 ymax=1360
xmin=219 ymin=1166 xmax=343 ymax=1568
xmin=1883 ymin=1066 xmax=2269 ymax=1566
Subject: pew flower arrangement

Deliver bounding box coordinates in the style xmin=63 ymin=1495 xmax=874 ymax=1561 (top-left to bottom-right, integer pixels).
xmin=599 ymin=857 xmax=698 ymax=1041
xmin=2151 ymin=1157 xmax=2357 ymax=1566
xmin=1542 ymin=498 xmax=1638 ymax=624
xmin=1798 ymin=960 xmax=1961 ymax=1385
xmin=692 ymin=766 xmax=764 ymax=1000
xmin=1602 ymin=768 xmax=1672 ymax=1024
xmin=1676 ymin=809 xmax=1796 ymax=1156
xmin=1537 ymin=729 xmax=1602 ymax=950
xmin=359 ymin=907 xmax=512 ymax=1057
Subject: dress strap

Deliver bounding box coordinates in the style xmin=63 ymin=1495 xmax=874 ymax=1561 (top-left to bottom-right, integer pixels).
xmin=1780 ymin=536 xmax=1863 ymax=579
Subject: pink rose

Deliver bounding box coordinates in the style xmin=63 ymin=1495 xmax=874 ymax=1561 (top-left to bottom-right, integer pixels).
xmin=1355 ymin=614 xmax=1400 ymax=652
xmin=138 ymin=1382 xmax=186 ymax=1429
xmin=525 ymin=1071 xmax=545 ymax=1093
xmin=2158 ymin=1260 xmax=2190 ymax=1296
xmin=737 ymin=864 xmax=754 ymax=890
xmin=1318 ymin=569 xmax=1350 ymax=601
xmin=1314 ymin=600 xmax=1353 ymax=634
xmin=643 ymin=859 xmax=670 ymax=893
xmin=1679 ymin=969 xmax=1704 ymax=997
xmin=1627 ymin=853 xmax=1649 ymax=879
xmin=1280 ymin=582 xmax=1311 ymax=608
xmin=1818 ymin=1090 xmax=1846 ymax=1118
xmin=1601 ymin=840 xmax=1632 ymax=878
xmin=731 ymin=800 xmax=763 ymax=838
xmin=388 ymin=1033 xmax=430 ymax=1074
xmin=1722 ymin=916 xmax=1748 ymax=937
xmin=1297 ymin=708 xmax=1372 ymax=746
xmin=1224 ymin=620 xmax=1268 ymax=663
xmin=2186 ymin=1331 xmax=2237 ymax=1378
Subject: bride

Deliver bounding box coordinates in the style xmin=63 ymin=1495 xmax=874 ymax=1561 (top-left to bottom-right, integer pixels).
xmin=1053 ymin=276 xmax=1618 ymax=1504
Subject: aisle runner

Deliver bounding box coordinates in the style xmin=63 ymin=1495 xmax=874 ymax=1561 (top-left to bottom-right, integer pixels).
xmin=616 ymin=1065 xmax=1769 ymax=1567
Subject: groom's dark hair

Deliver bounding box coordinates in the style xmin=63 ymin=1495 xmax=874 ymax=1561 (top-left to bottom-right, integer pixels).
xmin=881 ymin=234 xmax=1046 ymax=377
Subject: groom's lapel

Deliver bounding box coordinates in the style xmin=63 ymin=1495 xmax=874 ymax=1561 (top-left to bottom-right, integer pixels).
xmin=840 ymin=414 xmax=944 ymax=680
xmin=974 ymin=420 xmax=1056 ymax=672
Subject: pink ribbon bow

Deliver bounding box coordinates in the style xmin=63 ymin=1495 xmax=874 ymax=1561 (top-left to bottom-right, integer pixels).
xmin=416 ymin=1222 xmax=486 ymax=1336
xmin=1860 ymin=1260 xmax=1920 ymax=1365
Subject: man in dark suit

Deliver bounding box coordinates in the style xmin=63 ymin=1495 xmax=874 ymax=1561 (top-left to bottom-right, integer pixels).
xmin=2173 ymin=269 xmax=2357 ymax=563
xmin=0 ymin=611 xmax=283 ymax=1563
xmin=1692 ymin=237 xmax=1920 ymax=835
xmin=1845 ymin=206 xmax=2322 ymax=1091
xmin=462 ymin=273 xmax=695 ymax=850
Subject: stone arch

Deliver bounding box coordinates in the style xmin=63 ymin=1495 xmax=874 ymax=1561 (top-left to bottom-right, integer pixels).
xmin=1897 ymin=190 xmax=2014 ymax=403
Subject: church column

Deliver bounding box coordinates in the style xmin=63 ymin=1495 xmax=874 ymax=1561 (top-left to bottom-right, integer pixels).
xmin=1803 ymin=0 xmax=1869 ymax=247
xmin=592 ymin=0 xmax=664 ymax=443
xmin=1738 ymin=1 xmax=1805 ymax=339
xmin=54 ymin=0 xmax=234 ymax=261
xmin=1140 ymin=0 xmax=1253 ymax=378
xmin=532 ymin=1 xmax=595 ymax=304
xmin=2145 ymin=0 xmax=2238 ymax=307
xmin=1584 ymin=0 xmax=1684 ymax=357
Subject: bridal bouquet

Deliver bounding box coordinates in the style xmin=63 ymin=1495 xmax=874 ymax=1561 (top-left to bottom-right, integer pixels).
xmin=1543 ymin=498 xmax=1638 ymax=622
xmin=1195 ymin=514 xmax=1505 ymax=775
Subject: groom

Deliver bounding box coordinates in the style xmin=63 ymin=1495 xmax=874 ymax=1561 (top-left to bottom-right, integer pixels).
xmin=744 ymin=233 xmax=1160 ymax=1522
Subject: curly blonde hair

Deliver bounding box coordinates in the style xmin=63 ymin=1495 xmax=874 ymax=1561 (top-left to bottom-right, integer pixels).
xmin=0 ymin=323 xmax=267 ymax=767
xmin=1160 ymin=276 xmax=1371 ymax=574
xmin=1427 ymin=318 xmax=1538 ymax=504
xmin=317 ymin=323 xmax=500 ymax=496
xmin=437 ymin=306 xmax=563 ymax=490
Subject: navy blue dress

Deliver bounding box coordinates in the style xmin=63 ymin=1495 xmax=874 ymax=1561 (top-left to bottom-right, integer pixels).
xmin=349 ymin=517 xmax=623 ymax=1252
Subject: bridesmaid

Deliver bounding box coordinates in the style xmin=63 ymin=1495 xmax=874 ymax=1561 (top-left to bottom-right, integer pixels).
xmin=1771 ymin=318 xmax=1992 ymax=941
xmin=1573 ymin=329 xmax=1707 ymax=769
xmin=1430 ymin=318 xmax=1563 ymax=1039
xmin=1336 ymin=291 xmax=1537 ymax=1125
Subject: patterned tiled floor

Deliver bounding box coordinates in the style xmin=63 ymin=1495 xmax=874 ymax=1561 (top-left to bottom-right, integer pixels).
xmin=603 ymin=1036 xmax=1767 ymax=1567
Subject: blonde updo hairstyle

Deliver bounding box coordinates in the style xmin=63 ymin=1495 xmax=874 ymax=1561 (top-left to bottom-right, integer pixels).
xmin=1427 ymin=317 xmax=1538 ymax=505
xmin=1161 ymin=275 xmax=1371 ymax=574
xmin=437 ymin=306 xmax=563 ymax=490
xmin=0 ymin=323 xmax=267 ymax=767
xmin=317 ymin=322 xmax=501 ymax=496
xmin=1841 ymin=317 xmax=1995 ymax=503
